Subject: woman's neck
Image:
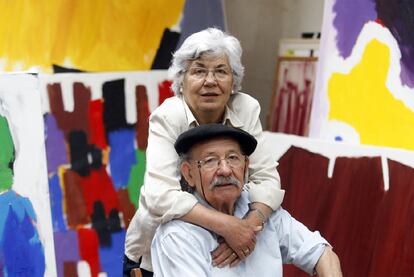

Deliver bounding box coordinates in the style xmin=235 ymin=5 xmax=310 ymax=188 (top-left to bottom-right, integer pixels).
xmin=195 ymin=110 xmax=225 ymax=125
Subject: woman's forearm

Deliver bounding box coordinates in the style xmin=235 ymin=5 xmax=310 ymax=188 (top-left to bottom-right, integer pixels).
xmin=180 ymin=203 xmax=230 ymax=236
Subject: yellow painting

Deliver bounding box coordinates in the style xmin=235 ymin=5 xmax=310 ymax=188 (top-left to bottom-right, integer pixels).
xmin=310 ymin=0 xmax=414 ymax=151
xmin=0 ymin=0 xmax=184 ymax=72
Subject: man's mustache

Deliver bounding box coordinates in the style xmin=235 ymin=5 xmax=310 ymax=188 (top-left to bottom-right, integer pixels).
xmin=209 ymin=176 xmax=241 ymax=190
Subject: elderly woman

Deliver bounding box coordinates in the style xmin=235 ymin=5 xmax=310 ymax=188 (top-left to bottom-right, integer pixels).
xmin=124 ymin=28 xmax=285 ymax=277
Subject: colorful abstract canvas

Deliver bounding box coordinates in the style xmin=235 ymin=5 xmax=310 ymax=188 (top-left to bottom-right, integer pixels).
xmin=40 ymin=71 xmax=172 ymax=277
xmin=310 ymin=0 xmax=414 ymax=150
xmin=0 ymin=0 xmax=225 ymax=73
xmin=0 ymin=74 xmax=56 ymax=276
xmin=265 ymin=132 xmax=414 ymax=276
xmin=0 ymin=1 xmax=227 ymax=276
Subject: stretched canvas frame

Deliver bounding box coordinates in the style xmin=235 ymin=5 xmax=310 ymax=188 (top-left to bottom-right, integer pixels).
xmin=267 ymin=57 xmax=318 ymax=136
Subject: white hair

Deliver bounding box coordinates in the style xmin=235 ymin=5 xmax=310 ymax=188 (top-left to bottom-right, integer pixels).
xmin=168 ymin=27 xmax=245 ymax=94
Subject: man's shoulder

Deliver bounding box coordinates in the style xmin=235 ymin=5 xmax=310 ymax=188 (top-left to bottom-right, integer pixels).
xmin=156 ymin=219 xmax=211 ymax=239
xmin=153 ymin=219 xmax=216 ymax=255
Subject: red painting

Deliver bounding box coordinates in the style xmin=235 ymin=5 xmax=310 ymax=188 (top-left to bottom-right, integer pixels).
xmin=278 ymin=146 xmax=414 ymax=276
xmin=268 ymin=58 xmax=317 ymax=136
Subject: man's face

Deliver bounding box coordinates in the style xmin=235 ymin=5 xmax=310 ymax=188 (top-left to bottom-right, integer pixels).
xmin=181 ymin=137 xmax=247 ymax=213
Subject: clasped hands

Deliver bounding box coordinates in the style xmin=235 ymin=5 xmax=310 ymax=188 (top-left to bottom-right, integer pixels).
xmin=211 ymin=214 xmax=262 ymax=268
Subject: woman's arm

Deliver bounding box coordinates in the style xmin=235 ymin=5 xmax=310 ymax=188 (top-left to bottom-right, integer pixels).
xmin=181 ymin=203 xmax=261 ymax=259
xmin=236 ymin=93 xmax=285 ymax=211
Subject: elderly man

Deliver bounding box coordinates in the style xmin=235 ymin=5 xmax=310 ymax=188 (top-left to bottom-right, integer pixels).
xmin=151 ymin=124 xmax=342 ymax=277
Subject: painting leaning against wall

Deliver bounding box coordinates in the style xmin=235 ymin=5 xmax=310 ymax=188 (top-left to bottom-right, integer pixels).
xmin=267 ymin=57 xmax=317 ymax=136
xmin=0 ymin=74 xmax=56 ymax=276
xmin=309 ymin=0 xmax=414 ymax=150
xmin=265 ymin=132 xmax=414 ymax=276
xmin=39 ymin=71 xmax=172 ymax=277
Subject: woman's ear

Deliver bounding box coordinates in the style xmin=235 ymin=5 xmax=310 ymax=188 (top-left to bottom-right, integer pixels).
xmin=181 ymin=161 xmax=196 ymax=188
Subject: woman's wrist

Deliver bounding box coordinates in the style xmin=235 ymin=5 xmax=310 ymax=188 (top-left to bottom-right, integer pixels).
xmin=243 ymin=209 xmax=264 ymax=228
xmin=244 ymin=204 xmax=266 ymax=227
xmin=181 ymin=203 xmax=233 ymax=236
xmin=243 ymin=202 xmax=272 ymax=227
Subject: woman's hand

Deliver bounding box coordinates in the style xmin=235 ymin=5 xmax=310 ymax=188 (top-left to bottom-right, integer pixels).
xmin=214 ymin=216 xmax=262 ymax=265
xmin=211 ymin=238 xmax=241 ymax=268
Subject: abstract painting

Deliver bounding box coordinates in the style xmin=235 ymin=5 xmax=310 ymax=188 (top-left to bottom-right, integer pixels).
xmin=267 ymin=57 xmax=317 ymax=136
xmin=265 ymin=132 xmax=414 ymax=276
xmin=0 ymin=1 xmax=227 ymax=275
xmin=0 ymin=0 xmax=225 ymax=73
xmin=0 ymin=74 xmax=56 ymax=276
xmin=40 ymin=71 xmax=171 ymax=277
xmin=310 ymin=0 xmax=414 ymax=150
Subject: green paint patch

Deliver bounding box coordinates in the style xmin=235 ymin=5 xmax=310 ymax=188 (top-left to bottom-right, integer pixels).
xmin=0 ymin=116 xmax=14 ymax=192
xmin=127 ymin=149 xmax=146 ymax=208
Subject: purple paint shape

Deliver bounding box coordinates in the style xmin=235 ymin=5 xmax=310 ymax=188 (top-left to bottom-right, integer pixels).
xmin=1 ymin=199 xmax=45 ymax=277
xmin=49 ymin=173 xmax=67 ymax=232
xmin=98 ymin=230 xmax=126 ymax=277
xmin=400 ymin=61 xmax=414 ymax=87
xmin=375 ymin=0 xmax=414 ymax=88
xmin=333 ymin=0 xmax=377 ymax=58
xmin=108 ymin=129 xmax=137 ymax=189
xmin=45 ymin=114 xmax=68 ymax=174
xmin=53 ymin=230 xmax=81 ymax=277
xmin=176 ymin=0 xmax=226 ymax=48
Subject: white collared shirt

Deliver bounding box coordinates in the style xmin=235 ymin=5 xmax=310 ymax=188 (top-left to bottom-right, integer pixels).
xmin=151 ymin=191 xmax=328 ymax=277
xmin=125 ymin=92 xmax=285 ymax=271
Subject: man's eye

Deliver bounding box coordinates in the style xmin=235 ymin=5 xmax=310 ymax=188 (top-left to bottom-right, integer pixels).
xmin=204 ymin=157 xmax=218 ymax=165
xmin=227 ymin=154 xmax=240 ymax=161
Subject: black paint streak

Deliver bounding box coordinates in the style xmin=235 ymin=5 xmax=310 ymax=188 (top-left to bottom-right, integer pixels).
xmin=151 ymin=28 xmax=181 ymax=69
xmin=91 ymin=201 xmax=111 ymax=247
xmin=68 ymin=130 xmax=102 ymax=176
xmin=102 ymin=79 xmax=134 ymax=135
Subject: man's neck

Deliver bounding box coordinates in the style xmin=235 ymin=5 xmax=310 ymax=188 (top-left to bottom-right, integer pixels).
xmin=193 ymin=191 xmax=237 ymax=215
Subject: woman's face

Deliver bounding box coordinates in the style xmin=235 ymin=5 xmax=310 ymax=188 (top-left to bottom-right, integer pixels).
xmin=181 ymin=54 xmax=233 ymax=123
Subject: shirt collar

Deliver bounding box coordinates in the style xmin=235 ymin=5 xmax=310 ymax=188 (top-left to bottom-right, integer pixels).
xmin=180 ymin=94 xmax=244 ymax=128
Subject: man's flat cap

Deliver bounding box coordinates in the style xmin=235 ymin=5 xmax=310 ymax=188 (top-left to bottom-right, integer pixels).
xmin=174 ymin=123 xmax=257 ymax=155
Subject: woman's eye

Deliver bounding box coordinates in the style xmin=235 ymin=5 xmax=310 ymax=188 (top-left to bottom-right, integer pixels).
xmin=195 ymin=69 xmax=206 ymax=74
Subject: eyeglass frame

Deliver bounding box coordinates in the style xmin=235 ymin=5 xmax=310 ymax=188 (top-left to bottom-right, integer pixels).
xmin=194 ymin=153 xmax=247 ymax=172
xmin=183 ymin=66 xmax=233 ymax=81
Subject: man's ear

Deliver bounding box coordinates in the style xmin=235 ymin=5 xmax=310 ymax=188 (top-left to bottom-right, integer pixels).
xmin=181 ymin=161 xmax=196 ymax=188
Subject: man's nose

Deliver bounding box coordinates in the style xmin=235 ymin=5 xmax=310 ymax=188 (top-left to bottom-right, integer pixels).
xmin=216 ymin=159 xmax=232 ymax=175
